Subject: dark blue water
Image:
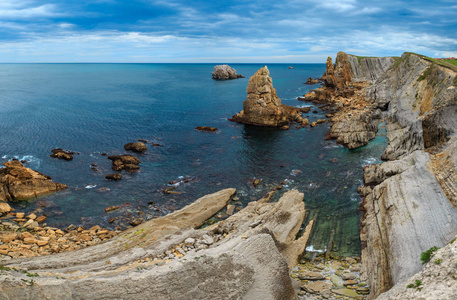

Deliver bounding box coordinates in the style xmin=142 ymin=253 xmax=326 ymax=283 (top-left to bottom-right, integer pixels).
xmin=0 ymin=63 xmax=386 ymax=256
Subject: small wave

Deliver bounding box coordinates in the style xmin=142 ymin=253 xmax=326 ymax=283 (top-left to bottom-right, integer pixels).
xmin=290 ymin=169 xmax=302 ymax=176
xmin=305 ymin=245 xmax=325 ymax=253
xmin=85 ymin=185 xmax=97 ymax=189
xmin=323 ymin=144 xmax=343 ymax=149
xmin=1 ymin=155 xmax=42 ymax=168
xmin=362 ymin=157 xmax=381 ymax=166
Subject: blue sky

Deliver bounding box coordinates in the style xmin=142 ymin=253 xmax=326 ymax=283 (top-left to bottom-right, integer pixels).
xmin=0 ymin=0 xmax=456 ymax=62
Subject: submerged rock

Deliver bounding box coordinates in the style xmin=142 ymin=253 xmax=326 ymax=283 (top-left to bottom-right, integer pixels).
xmin=195 ymin=126 xmax=218 ymax=132
xmin=105 ymin=173 xmax=122 ymax=181
xmin=230 ymin=66 xmax=303 ymax=127
xmin=211 ymin=65 xmax=244 ymax=80
xmin=0 ymin=159 xmax=67 ymax=202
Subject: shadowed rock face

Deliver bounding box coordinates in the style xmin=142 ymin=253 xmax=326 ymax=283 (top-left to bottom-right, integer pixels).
xmin=211 ymin=65 xmax=244 ymax=80
xmin=230 ymin=66 xmax=304 ymax=127
xmin=0 ymin=188 xmax=312 ymax=300
xmin=0 ymin=159 xmax=67 ymax=202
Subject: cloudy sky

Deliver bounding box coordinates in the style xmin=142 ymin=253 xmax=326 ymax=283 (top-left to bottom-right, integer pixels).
xmin=0 ymin=0 xmax=456 ymax=62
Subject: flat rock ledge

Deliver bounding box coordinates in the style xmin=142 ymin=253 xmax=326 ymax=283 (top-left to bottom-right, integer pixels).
xmin=0 ymin=188 xmax=313 ymax=300
xmin=0 ymin=159 xmax=67 ymax=202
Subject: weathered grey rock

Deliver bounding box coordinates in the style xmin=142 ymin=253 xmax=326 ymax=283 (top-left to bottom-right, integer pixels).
xmin=298 ymin=271 xmax=325 ymax=281
xmin=0 ymin=189 xmax=312 ymax=300
xmin=329 ymin=110 xmax=378 ymax=149
xmin=346 ymin=55 xmax=396 ymax=82
xmin=302 ymin=281 xmax=333 ymax=294
xmin=211 ymin=65 xmax=244 ymax=80
xmin=377 ymin=238 xmax=457 ymax=300
xmin=360 ymin=151 xmax=457 ymax=299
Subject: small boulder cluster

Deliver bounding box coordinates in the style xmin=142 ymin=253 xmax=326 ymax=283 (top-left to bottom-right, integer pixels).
xmin=0 ymin=209 xmax=117 ymax=259
xmin=291 ymin=255 xmax=370 ymax=299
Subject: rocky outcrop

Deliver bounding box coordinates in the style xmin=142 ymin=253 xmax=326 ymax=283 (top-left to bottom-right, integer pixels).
xmin=50 ymin=149 xmax=74 ymax=161
xmin=302 ymin=52 xmax=395 ymax=149
xmin=107 ymin=155 xmax=141 ymax=172
xmin=0 ymin=160 xmax=67 ymax=202
xmin=346 ymin=55 xmax=397 ymax=82
xmin=195 ymin=126 xmax=218 ymax=132
xmin=230 ymin=66 xmax=306 ymax=127
xmin=124 ymin=142 xmax=147 ymax=153
xmin=211 ymin=65 xmax=244 ymax=80
xmin=359 ymin=151 xmax=457 ymax=299
xmin=357 ymin=53 xmax=457 ymax=299
xmin=0 ymin=188 xmax=313 ymax=300
xmin=376 ymin=238 xmax=457 ymax=300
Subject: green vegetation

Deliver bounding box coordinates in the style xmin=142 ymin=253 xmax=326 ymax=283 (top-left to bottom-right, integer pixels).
xmin=446 ymin=59 xmax=457 ymax=67
xmin=406 ymin=52 xmax=457 ymax=73
xmin=417 ymin=66 xmax=433 ymax=81
xmin=434 ymin=258 xmax=442 ymax=264
xmin=350 ymin=54 xmax=400 ymax=64
xmin=407 ymin=279 xmax=422 ymax=289
xmin=421 ymin=246 xmax=440 ymax=264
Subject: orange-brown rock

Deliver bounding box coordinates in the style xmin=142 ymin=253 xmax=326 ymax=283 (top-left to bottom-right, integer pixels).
xmin=0 ymin=159 xmax=67 ymax=202
xmin=107 ymin=155 xmax=141 ymax=172
xmin=230 ymin=66 xmax=303 ymax=127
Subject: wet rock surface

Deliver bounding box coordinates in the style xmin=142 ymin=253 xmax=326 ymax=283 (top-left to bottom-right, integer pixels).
xmin=0 ymin=160 xmax=67 ymax=202
xmin=107 ymin=154 xmax=141 ymax=172
xmin=124 ymin=142 xmax=148 ymax=153
xmin=50 ymin=149 xmax=75 ymax=161
xmin=292 ymin=255 xmax=369 ymax=299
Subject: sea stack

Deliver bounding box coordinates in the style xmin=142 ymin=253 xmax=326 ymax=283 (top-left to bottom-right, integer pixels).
xmin=230 ymin=66 xmax=304 ymax=127
xmin=211 ymin=65 xmax=244 ymax=80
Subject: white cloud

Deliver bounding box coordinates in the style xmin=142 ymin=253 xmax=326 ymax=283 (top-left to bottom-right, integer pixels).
xmin=0 ymin=3 xmax=62 ymax=19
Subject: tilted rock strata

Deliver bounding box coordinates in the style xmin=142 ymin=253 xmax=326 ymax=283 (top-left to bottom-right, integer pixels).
xmin=359 ymin=151 xmax=457 ymax=299
xmin=211 ymin=64 xmax=244 ymax=80
xmin=0 ymin=160 xmax=67 ymax=202
xmin=376 ymin=239 xmax=457 ymax=300
xmin=0 ymin=189 xmax=312 ymax=300
xmin=231 ymin=66 xmax=305 ymax=127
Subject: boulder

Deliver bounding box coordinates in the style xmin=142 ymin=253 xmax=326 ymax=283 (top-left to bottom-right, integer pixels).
xmin=0 ymin=202 xmax=11 ymax=213
xmin=0 ymin=159 xmax=67 ymax=202
xmin=211 ymin=65 xmax=244 ymax=80
xmin=230 ymin=66 xmax=302 ymax=127
xmin=124 ymin=142 xmax=147 ymax=153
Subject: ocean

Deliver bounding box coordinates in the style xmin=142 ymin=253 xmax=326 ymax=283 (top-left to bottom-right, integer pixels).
xmin=0 ymin=63 xmax=386 ymax=256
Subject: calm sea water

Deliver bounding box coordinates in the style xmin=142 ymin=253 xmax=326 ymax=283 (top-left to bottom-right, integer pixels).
xmin=0 ymin=63 xmax=386 ymax=256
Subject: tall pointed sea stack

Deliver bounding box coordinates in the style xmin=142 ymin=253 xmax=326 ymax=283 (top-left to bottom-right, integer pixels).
xmin=230 ymin=66 xmax=302 ymax=127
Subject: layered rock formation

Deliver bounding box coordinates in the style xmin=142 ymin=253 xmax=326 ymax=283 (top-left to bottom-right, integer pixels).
xmin=211 ymin=65 xmax=244 ymax=80
xmin=230 ymin=66 xmax=306 ymax=127
xmin=303 ymin=52 xmax=396 ymax=149
xmin=0 ymin=160 xmax=67 ymax=202
xmin=357 ymin=53 xmax=457 ymax=299
xmin=0 ymin=188 xmax=313 ymax=299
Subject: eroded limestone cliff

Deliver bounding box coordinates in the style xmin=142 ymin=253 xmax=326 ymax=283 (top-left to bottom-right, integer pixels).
xmin=358 ymin=52 xmax=457 ymax=299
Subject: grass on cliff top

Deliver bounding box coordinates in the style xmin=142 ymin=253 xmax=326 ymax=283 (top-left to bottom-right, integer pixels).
xmin=396 ymin=52 xmax=457 ymax=85
xmin=406 ymin=52 xmax=457 ymax=73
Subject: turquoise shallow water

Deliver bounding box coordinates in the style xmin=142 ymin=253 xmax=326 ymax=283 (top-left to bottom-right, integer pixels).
xmin=0 ymin=63 xmax=386 ymax=256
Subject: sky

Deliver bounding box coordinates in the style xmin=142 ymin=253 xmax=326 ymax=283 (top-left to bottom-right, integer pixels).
xmin=0 ymin=0 xmax=456 ymax=63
